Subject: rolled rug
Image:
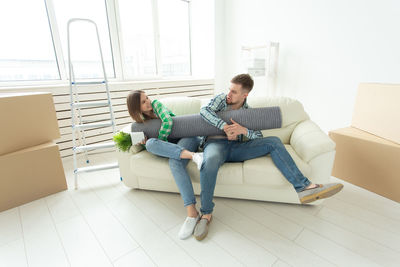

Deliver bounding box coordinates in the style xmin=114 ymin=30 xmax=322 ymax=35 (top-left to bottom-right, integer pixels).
xmin=131 ymin=106 xmax=282 ymax=138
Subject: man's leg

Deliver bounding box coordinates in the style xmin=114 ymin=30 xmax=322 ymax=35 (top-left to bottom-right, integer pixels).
xmin=228 ymin=136 xmax=311 ymax=192
xmin=228 ymin=136 xmax=343 ymax=203
xmin=199 ymin=140 xmax=229 ymax=215
xmin=194 ymin=140 xmax=229 ymax=241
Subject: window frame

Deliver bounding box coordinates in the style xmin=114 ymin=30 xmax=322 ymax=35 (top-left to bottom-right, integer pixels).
xmin=0 ymin=0 xmax=196 ymax=87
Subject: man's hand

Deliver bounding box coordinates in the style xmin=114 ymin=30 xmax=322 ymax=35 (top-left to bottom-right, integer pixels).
xmin=223 ymin=124 xmax=236 ymax=140
xmin=224 ymin=119 xmax=248 ymax=140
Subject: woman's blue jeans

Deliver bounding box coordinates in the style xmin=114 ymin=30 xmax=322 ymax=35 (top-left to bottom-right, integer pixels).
xmin=145 ymin=137 xmax=201 ymax=208
xmin=199 ymin=136 xmax=312 ymax=214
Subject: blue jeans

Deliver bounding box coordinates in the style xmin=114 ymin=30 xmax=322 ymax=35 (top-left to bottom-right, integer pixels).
xmin=199 ymin=136 xmax=312 ymax=214
xmin=145 ymin=137 xmax=201 ymax=207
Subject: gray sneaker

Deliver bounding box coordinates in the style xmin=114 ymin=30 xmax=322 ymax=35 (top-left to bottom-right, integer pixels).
xmin=298 ymin=183 xmax=343 ymax=204
xmin=193 ymin=215 xmax=212 ymax=241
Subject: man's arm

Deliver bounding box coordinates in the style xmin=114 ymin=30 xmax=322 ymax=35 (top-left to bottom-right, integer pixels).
xmin=246 ymin=129 xmax=263 ymax=139
xmin=200 ymin=93 xmax=228 ymax=130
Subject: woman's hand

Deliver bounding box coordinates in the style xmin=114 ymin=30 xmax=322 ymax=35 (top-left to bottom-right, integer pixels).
xmin=139 ymin=135 xmax=148 ymax=145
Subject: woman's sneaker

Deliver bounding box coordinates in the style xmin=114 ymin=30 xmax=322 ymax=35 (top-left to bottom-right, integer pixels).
xmin=178 ymin=214 xmax=200 ymax=240
xmin=298 ymin=183 xmax=343 ymax=204
xmin=192 ymin=153 xmax=204 ymax=170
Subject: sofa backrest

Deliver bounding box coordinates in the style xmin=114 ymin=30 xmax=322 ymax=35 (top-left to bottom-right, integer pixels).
xmin=158 ymin=97 xmax=201 ymax=115
xmin=161 ymin=96 xmax=309 ymax=144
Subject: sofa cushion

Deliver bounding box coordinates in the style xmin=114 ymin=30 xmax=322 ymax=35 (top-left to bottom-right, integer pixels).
xmin=243 ymin=145 xmax=311 ymax=186
xmin=215 ymin=162 xmax=243 ymax=185
xmin=260 ymin=122 xmax=296 ymax=144
xmin=130 ymin=151 xmax=243 ymax=185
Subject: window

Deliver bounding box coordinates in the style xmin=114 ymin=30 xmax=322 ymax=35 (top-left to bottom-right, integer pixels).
xmin=0 ymin=0 xmax=214 ymax=84
xmin=158 ymin=0 xmax=191 ymax=76
xmin=52 ymin=0 xmax=115 ymax=79
xmin=0 ymin=0 xmax=59 ymax=81
xmin=119 ymin=0 xmax=192 ymax=78
xmin=118 ymin=0 xmax=157 ymax=78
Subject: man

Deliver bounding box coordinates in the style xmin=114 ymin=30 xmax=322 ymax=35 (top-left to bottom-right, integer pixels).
xmin=192 ymin=73 xmax=343 ymax=240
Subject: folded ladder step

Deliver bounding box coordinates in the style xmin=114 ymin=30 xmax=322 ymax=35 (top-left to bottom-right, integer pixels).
xmin=74 ymin=142 xmax=115 ymax=152
xmin=72 ymin=101 xmax=110 ymax=108
xmin=73 ymin=121 xmax=113 ymax=130
xmin=75 ymin=162 xmax=119 ymax=173
xmin=82 ymin=119 xmax=102 ymax=123
xmin=72 ymin=81 xmax=105 ymax=85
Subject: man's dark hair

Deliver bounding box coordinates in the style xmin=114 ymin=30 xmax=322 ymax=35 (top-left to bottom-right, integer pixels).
xmin=231 ymin=73 xmax=254 ymax=92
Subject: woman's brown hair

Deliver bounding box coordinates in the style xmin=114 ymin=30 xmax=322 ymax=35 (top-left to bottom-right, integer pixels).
xmin=126 ymin=90 xmax=155 ymax=123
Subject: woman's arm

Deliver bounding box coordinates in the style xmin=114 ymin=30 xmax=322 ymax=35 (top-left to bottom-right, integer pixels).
xmin=151 ymin=99 xmax=174 ymax=141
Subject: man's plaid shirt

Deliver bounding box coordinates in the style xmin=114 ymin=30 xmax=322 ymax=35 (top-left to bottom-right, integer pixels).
xmin=199 ymin=93 xmax=263 ymax=147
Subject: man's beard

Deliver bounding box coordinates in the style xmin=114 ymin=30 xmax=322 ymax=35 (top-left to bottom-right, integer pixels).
xmin=227 ymin=98 xmax=238 ymax=105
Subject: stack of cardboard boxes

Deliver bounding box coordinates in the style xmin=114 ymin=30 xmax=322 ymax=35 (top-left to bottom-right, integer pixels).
xmin=0 ymin=92 xmax=67 ymax=212
xmin=329 ymin=83 xmax=400 ymax=202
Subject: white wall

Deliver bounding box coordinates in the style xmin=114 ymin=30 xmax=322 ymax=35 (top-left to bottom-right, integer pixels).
xmin=215 ymin=0 xmax=400 ymax=133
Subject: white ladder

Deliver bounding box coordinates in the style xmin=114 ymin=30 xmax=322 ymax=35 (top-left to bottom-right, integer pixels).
xmin=67 ymin=18 xmax=118 ymax=189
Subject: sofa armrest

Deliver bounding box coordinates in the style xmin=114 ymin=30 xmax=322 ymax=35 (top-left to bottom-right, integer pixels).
xmin=119 ymin=124 xmax=145 ymax=155
xmin=130 ymin=144 xmax=145 ymax=154
xmin=115 ymin=124 xmax=143 ymax=188
xmin=116 ymin=146 xmax=141 ymax=188
xmin=290 ymin=120 xmax=336 ymax=163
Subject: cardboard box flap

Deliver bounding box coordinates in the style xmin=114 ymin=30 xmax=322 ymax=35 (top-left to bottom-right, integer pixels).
xmin=0 ymin=92 xmax=60 ymax=156
xmin=329 ymin=127 xmax=400 ymax=148
xmin=351 ymin=83 xmax=400 ymax=144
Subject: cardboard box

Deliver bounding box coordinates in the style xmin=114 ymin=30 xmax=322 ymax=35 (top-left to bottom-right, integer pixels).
xmin=329 ymin=127 xmax=400 ymax=202
xmin=0 ymin=142 xmax=67 ymax=212
xmin=0 ymin=92 xmax=60 ymax=156
xmin=351 ymin=83 xmax=400 ymax=144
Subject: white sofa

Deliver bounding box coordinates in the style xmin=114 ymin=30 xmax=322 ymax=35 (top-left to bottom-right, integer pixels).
xmin=117 ymin=96 xmax=336 ymax=205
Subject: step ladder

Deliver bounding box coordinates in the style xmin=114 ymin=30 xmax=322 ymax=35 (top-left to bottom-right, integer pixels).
xmin=67 ymin=18 xmax=118 ymax=189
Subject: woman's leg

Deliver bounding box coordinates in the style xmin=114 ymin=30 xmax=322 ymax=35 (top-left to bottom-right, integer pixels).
xmin=168 ymin=137 xmax=201 ymax=211
xmin=169 ymin=137 xmax=202 ymax=239
xmin=180 ymin=149 xmax=195 ymax=160
xmin=146 ymin=138 xmax=194 ymax=160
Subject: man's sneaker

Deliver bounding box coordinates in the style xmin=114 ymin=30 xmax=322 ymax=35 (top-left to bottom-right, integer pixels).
xmin=192 ymin=152 xmax=204 ymax=170
xmin=178 ymin=214 xmax=200 ymax=240
xmin=298 ymin=183 xmax=344 ymax=204
xmin=193 ymin=215 xmax=212 ymax=241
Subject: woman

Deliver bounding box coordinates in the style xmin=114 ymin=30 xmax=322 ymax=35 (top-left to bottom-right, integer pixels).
xmin=127 ymin=90 xmax=203 ymax=239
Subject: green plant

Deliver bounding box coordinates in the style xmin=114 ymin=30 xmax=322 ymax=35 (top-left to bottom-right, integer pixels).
xmin=113 ymin=132 xmax=132 ymax=152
